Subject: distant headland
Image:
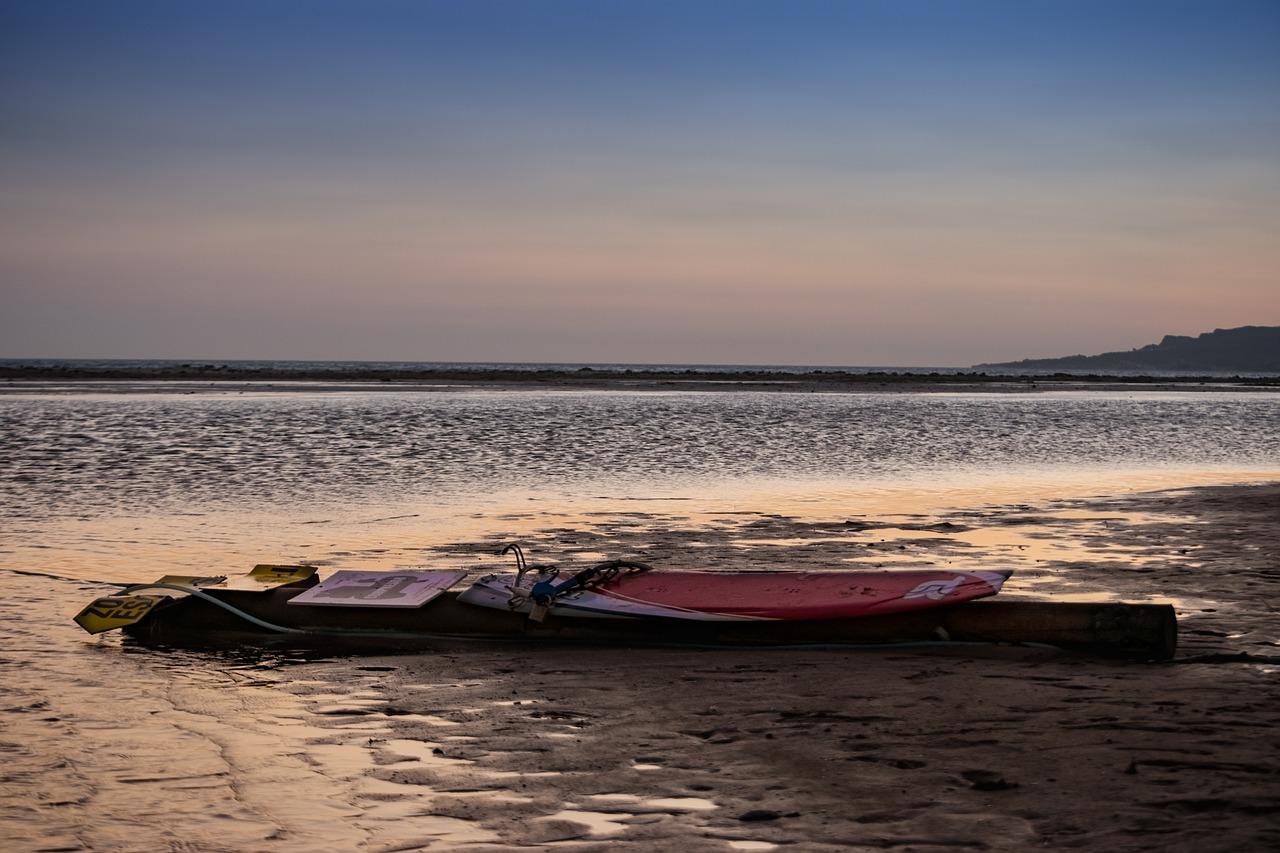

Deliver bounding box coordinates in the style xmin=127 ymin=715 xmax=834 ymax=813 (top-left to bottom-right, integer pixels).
xmin=974 ymin=326 xmax=1280 ymax=373
xmin=2 ymin=327 xmax=1277 ymax=393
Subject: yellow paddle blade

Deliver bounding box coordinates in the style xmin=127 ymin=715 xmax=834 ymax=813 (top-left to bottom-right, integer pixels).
xmin=74 ymin=594 xmax=168 ymax=634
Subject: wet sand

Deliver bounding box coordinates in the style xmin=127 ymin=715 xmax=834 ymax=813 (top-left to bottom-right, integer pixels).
xmin=273 ymin=483 xmax=1279 ymax=852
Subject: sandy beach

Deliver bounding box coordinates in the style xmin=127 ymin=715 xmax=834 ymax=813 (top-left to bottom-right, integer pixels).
xmin=261 ymin=483 xmax=1280 ymax=852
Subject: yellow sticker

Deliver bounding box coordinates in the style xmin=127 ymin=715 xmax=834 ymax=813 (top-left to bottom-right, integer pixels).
xmin=155 ymin=575 xmax=226 ymax=587
xmin=74 ymin=595 xmax=166 ymax=634
xmin=248 ymin=564 xmax=317 ymax=586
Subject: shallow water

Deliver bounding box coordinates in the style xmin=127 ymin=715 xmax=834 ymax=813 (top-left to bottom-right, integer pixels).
xmin=1 ymin=386 xmax=1277 ymax=850
xmin=4 ymin=387 xmax=1277 ymax=580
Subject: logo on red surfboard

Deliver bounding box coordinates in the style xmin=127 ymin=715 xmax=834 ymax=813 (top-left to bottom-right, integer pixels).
xmin=902 ymin=576 xmax=966 ymax=601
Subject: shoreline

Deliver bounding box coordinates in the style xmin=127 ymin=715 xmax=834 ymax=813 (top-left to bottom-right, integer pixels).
xmin=3 ymin=363 xmax=1277 ymax=394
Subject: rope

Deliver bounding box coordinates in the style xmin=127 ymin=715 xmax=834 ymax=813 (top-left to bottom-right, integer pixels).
xmin=121 ymin=583 xmax=308 ymax=634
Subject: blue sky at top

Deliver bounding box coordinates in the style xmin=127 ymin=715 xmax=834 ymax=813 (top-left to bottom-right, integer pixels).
xmin=2 ymin=0 xmax=1277 ymax=364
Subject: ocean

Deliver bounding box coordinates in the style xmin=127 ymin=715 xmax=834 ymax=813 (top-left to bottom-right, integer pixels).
xmin=3 ymin=356 xmax=1275 ymax=378
xmin=1 ymin=381 xmax=1277 ymax=850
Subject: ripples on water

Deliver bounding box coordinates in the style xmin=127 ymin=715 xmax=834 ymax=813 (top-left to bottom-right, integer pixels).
xmin=3 ymin=387 xmax=1278 ymax=594
xmin=3 ymin=389 xmax=1276 ymax=521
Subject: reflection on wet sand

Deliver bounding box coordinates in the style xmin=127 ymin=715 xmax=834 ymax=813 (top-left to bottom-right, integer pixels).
xmin=4 ymin=479 xmax=1279 ymax=851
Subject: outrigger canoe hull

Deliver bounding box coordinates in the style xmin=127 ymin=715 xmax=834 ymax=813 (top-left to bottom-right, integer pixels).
xmin=116 ymin=585 xmax=1177 ymax=660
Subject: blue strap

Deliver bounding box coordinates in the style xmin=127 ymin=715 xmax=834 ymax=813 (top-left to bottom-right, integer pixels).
xmin=529 ymin=560 xmax=652 ymax=606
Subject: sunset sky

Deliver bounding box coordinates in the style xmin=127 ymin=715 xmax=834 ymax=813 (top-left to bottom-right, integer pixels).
xmin=2 ymin=0 xmax=1277 ymax=366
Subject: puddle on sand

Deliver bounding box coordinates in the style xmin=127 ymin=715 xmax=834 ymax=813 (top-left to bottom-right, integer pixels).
xmin=271 ymin=677 xmax=506 ymax=847
xmin=543 ymin=808 xmax=632 ymax=836
xmin=583 ymin=792 xmax=718 ymax=812
xmin=273 ymin=666 xmax=768 ymax=848
xmin=381 ymin=738 xmax=477 ymax=768
xmin=546 ymin=795 xmax=719 ymax=839
xmin=546 ymin=795 xmax=780 ymax=850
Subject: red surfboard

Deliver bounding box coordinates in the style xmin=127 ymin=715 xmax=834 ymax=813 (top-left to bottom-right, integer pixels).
xmin=459 ymin=569 xmax=1012 ymax=621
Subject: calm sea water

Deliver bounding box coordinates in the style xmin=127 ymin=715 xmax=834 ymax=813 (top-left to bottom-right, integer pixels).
xmin=1 ymin=385 xmax=1277 ymax=851
xmin=5 ymin=356 xmax=1272 ymax=378
xmin=6 ymin=387 xmax=1278 ymax=537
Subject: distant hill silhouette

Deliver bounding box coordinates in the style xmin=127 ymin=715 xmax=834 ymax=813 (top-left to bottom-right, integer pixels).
xmin=975 ymin=326 xmax=1280 ymax=373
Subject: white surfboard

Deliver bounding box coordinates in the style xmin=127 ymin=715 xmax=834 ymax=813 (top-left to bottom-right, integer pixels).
xmin=457 ymin=574 xmax=761 ymax=621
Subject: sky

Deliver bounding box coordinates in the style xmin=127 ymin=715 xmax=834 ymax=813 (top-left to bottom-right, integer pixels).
xmin=1 ymin=0 xmax=1277 ymax=367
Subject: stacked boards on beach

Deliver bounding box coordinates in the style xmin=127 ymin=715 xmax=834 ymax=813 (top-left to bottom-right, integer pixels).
xmin=76 ymin=564 xmax=1011 ymax=633
xmin=457 ymin=568 xmax=1013 ymax=621
xmin=70 ymin=563 xmax=1182 ymax=660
